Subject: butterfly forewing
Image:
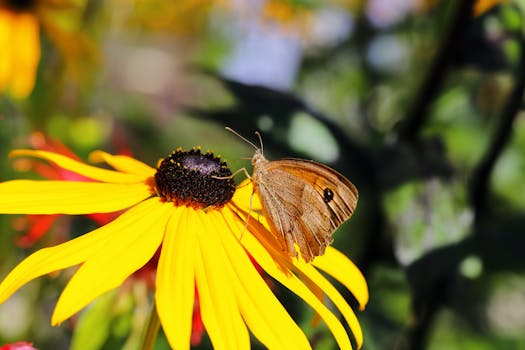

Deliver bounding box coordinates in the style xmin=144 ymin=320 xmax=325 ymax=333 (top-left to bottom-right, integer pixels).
xmin=253 ymin=157 xmax=358 ymax=262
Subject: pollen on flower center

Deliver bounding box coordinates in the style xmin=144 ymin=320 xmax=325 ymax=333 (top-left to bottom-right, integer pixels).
xmin=154 ymin=148 xmax=235 ymax=209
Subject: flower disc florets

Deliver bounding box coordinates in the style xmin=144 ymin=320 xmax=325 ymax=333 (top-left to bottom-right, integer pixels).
xmin=154 ymin=148 xmax=235 ymax=209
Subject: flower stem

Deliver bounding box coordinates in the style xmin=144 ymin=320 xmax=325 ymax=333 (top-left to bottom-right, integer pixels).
xmin=140 ymin=303 xmax=161 ymax=350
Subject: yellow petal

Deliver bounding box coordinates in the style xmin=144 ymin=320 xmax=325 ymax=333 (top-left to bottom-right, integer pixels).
xmin=0 ymin=10 xmax=14 ymax=92
xmin=226 ymin=204 xmax=286 ymax=266
xmin=294 ymin=259 xmax=364 ymax=348
xmin=89 ymin=151 xmax=156 ymax=177
xmin=10 ymin=150 xmax=146 ymax=183
xmin=193 ymin=210 xmax=250 ymax=350
xmin=0 ymin=180 xmax=152 ymax=214
xmin=231 ymin=180 xmax=262 ymax=211
xmin=156 ymin=206 xmax=195 ymax=350
xmin=227 ymin=209 xmax=353 ymax=349
xmin=314 ymin=247 xmax=369 ymax=310
xmin=52 ymin=199 xmax=172 ymax=324
xmin=0 ymin=198 xmax=161 ymax=306
xmin=10 ymin=13 xmax=39 ymax=98
xmin=218 ymin=209 xmax=311 ymax=349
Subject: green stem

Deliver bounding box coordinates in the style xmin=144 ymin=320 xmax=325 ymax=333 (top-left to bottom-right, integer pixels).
xmin=141 ymin=303 xmax=161 ymax=350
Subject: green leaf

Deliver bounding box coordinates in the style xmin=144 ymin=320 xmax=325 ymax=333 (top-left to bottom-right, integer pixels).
xmin=71 ymin=290 xmax=117 ymax=350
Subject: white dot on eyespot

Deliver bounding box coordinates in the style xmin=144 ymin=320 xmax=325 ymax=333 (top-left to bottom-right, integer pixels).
xmin=288 ymin=113 xmax=339 ymax=163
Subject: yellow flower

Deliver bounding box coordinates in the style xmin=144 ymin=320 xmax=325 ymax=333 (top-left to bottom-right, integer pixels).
xmin=0 ymin=1 xmax=40 ymax=98
xmin=473 ymin=0 xmax=508 ymax=16
xmin=0 ymin=0 xmax=89 ymax=99
xmin=0 ymin=147 xmax=368 ymax=349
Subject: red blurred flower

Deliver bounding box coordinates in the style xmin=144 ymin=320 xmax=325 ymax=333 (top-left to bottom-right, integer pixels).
xmin=0 ymin=342 xmax=37 ymax=350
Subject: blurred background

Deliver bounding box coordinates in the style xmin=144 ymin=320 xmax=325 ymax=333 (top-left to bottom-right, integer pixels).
xmin=1 ymin=0 xmax=525 ymax=349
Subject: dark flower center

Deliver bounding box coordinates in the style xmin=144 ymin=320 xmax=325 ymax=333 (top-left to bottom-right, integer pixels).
xmin=154 ymin=148 xmax=235 ymax=209
xmin=2 ymin=0 xmax=36 ymax=12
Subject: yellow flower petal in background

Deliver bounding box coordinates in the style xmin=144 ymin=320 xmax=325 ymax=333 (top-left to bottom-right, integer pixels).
xmin=0 ymin=198 xmax=161 ymax=306
xmin=89 ymin=150 xmax=156 ymax=177
xmin=218 ymin=210 xmax=311 ymax=349
xmin=473 ymin=0 xmax=507 ymax=16
xmin=0 ymin=10 xmax=40 ymax=98
xmin=156 ymin=207 xmax=196 ymax=350
xmin=194 ymin=210 xmax=250 ymax=350
xmin=0 ymin=180 xmax=151 ymax=214
xmin=53 ymin=199 xmax=171 ymax=324
xmin=10 ymin=12 xmax=40 ymax=98
xmin=0 ymin=10 xmax=13 ymax=92
xmin=10 ymin=150 xmax=147 ymax=183
xmin=0 ymin=0 xmax=92 ymax=98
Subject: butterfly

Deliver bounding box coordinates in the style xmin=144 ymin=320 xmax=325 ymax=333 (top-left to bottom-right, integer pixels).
xmin=227 ymin=127 xmax=358 ymax=262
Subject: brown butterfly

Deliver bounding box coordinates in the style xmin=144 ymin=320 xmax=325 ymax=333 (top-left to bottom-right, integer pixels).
xmin=227 ymin=127 xmax=358 ymax=262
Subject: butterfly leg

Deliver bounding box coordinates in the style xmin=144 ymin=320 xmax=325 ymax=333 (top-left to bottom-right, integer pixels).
xmin=212 ymin=167 xmax=251 ymax=181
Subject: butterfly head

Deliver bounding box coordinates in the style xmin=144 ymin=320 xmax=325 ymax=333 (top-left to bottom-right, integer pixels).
xmin=225 ymin=126 xmax=267 ymax=166
xmin=251 ymin=148 xmax=267 ymax=167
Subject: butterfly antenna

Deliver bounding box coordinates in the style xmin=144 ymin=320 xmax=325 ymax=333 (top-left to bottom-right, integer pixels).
xmin=225 ymin=127 xmax=259 ymax=150
xmin=254 ymin=131 xmax=264 ymax=155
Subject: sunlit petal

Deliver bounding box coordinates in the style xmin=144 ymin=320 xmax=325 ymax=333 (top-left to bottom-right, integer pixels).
xmin=0 ymin=198 xmax=162 ymax=306
xmin=294 ymin=259 xmax=364 ymax=348
xmin=10 ymin=150 xmax=146 ymax=183
xmin=156 ymin=206 xmax=195 ymax=350
xmin=226 ymin=209 xmax=353 ymax=349
xmin=194 ymin=210 xmax=250 ymax=350
xmin=231 ymin=180 xmax=262 ymax=211
xmin=52 ymin=199 xmax=172 ymax=324
xmin=218 ymin=209 xmax=311 ymax=349
xmin=0 ymin=180 xmax=151 ymax=214
xmin=89 ymin=151 xmax=156 ymax=177
xmin=314 ymin=247 xmax=369 ymax=310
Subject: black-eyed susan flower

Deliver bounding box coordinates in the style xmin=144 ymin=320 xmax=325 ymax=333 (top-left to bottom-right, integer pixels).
xmin=0 ymin=146 xmax=368 ymax=349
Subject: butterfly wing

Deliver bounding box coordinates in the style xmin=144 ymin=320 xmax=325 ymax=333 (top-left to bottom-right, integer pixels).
xmin=253 ymin=158 xmax=358 ymax=262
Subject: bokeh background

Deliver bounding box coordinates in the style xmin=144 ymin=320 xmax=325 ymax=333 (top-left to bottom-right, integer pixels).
xmin=1 ymin=0 xmax=525 ymax=349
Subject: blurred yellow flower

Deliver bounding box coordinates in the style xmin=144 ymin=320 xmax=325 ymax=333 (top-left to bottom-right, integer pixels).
xmin=0 ymin=0 xmax=88 ymax=99
xmin=261 ymin=0 xmax=311 ymax=25
xmin=0 ymin=2 xmax=40 ymax=98
xmin=123 ymin=0 xmax=220 ymax=34
xmin=0 ymin=147 xmax=368 ymax=349
xmin=473 ymin=0 xmax=508 ymax=16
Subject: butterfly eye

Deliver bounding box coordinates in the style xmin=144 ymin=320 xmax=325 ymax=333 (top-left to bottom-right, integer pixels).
xmin=323 ymin=188 xmax=334 ymax=203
